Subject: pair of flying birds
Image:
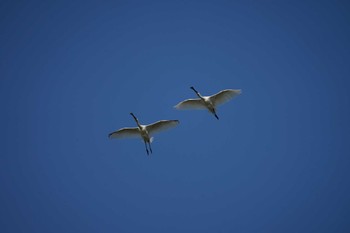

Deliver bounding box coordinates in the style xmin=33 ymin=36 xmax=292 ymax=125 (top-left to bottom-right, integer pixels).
xmin=109 ymin=86 xmax=242 ymax=155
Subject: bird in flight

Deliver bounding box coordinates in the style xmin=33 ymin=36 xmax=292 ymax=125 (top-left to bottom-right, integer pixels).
xmin=175 ymin=86 xmax=241 ymax=119
xmin=108 ymin=113 xmax=179 ymax=155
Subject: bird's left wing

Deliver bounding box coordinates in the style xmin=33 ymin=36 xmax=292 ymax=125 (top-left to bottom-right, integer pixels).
xmin=211 ymin=89 xmax=242 ymax=106
xmin=108 ymin=127 xmax=140 ymax=139
xmin=146 ymin=120 xmax=179 ymax=135
xmin=174 ymin=98 xmax=207 ymax=110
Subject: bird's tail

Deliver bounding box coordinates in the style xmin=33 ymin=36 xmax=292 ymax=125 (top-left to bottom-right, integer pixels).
xmin=150 ymin=137 xmax=154 ymax=143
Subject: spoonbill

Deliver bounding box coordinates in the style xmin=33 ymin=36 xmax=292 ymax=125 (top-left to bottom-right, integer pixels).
xmin=175 ymin=86 xmax=241 ymax=119
xmin=108 ymin=113 xmax=179 ymax=155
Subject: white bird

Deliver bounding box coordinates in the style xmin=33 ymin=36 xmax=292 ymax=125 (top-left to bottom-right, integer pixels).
xmin=108 ymin=113 xmax=179 ymax=155
xmin=175 ymin=86 xmax=242 ymax=119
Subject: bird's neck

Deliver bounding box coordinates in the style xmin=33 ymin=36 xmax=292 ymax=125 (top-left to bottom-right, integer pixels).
xmin=134 ymin=120 xmax=141 ymax=129
xmin=131 ymin=115 xmax=142 ymax=129
xmin=192 ymin=89 xmax=203 ymax=99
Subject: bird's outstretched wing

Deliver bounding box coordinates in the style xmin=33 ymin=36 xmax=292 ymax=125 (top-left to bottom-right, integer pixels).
xmin=108 ymin=127 xmax=140 ymax=139
xmin=174 ymin=99 xmax=206 ymax=110
xmin=211 ymin=89 xmax=241 ymax=106
xmin=146 ymin=120 xmax=179 ymax=135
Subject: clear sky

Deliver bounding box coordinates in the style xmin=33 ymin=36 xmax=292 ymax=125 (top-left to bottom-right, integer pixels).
xmin=1 ymin=0 xmax=350 ymax=232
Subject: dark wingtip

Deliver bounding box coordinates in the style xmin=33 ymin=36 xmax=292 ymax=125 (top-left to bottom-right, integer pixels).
xmin=190 ymin=86 xmax=194 ymax=89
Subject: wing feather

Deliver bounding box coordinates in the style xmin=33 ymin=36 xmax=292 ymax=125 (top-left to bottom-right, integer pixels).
xmin=211 ymin=89 xmax=241 ymax=106
xmin=174 ymin=99 xmax=206 ymax=110
xmin=146 ymin=120 xmax=179 ymax=135
xmin=108 ymin=127 xmax=140 ymax=139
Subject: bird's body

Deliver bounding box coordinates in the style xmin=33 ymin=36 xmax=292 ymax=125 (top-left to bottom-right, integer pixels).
xmin=139 ymin=126 xmax=151 ymax=142
xmin=175 ymin=86 xmax=241 ymax=119
xmin=109 ymin=113 xmax=179 ymax=155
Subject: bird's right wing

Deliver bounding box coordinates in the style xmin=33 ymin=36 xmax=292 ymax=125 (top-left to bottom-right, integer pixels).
xmin=146 ymin=120 xmax=179 ymax=135
xmin=108 ymin=127 xmax=140 ymax=139
xmin=174 ymin=99 xmax=206 ymax=110
xmin=211 ymin=89 xmax=242 ymax=106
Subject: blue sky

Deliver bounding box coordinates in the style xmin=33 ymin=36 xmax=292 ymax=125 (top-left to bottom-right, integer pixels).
xmin=1 ymin=0 xmax=350 ymax=232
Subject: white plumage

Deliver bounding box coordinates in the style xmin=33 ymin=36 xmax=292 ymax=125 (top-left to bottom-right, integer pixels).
xmin=108 ymin=127 xmax=140 ymax=139
xmin=109 ymin=113 xmax=179 ymax=155
xmin=175 ymin=87 xmax=241 ymax=119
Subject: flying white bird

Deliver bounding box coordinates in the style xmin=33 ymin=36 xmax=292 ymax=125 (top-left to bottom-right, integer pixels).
xmin=175 ymin=86 xmax=242 ymax=119
xmin=108 ymin=113 xmax=179 ymax=155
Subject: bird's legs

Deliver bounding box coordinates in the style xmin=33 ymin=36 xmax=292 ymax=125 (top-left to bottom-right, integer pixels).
xmin=209 ymin=107 xmax=219 ymax=120
xmin=144 ymin=141 xmax=149 ymax=155
xmin=214 ymin=112 xmax=219 ymax=120
xmin=148 ymin=142 xmax=153 ymax=154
